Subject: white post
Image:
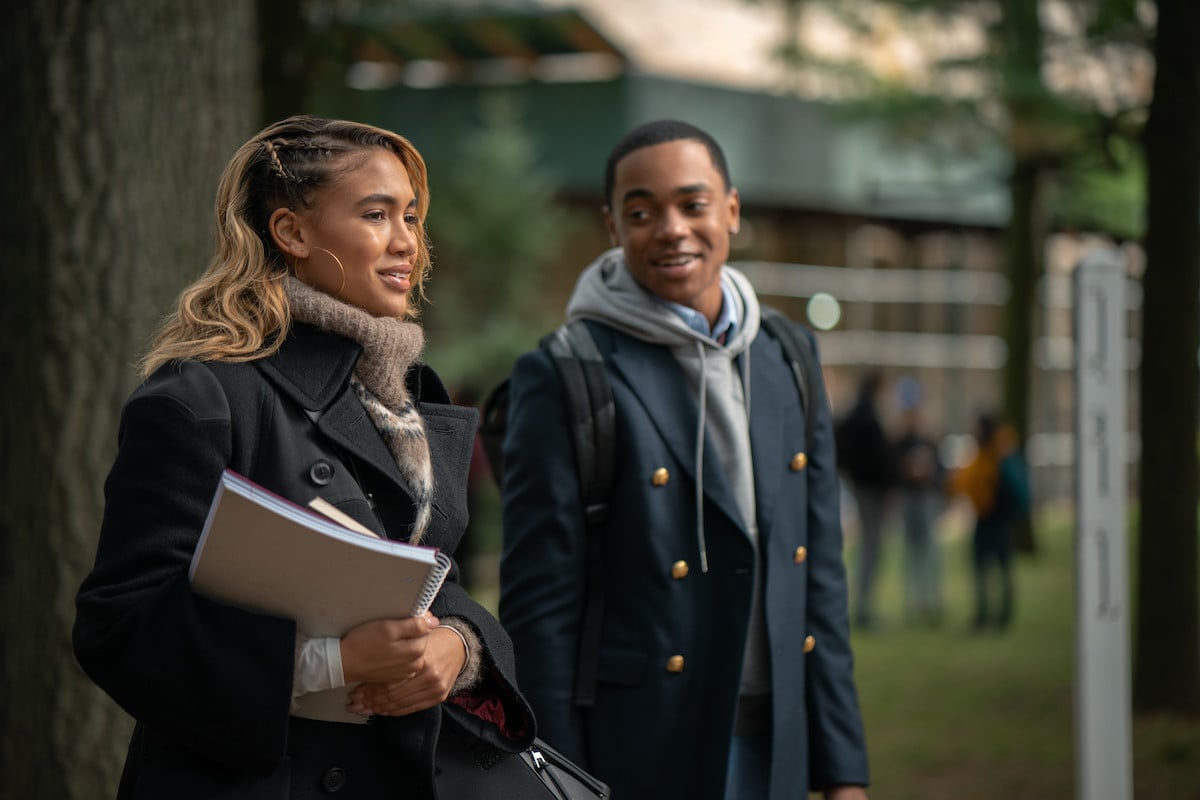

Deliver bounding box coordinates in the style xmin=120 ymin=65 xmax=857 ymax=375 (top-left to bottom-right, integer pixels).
xmin=1073 ymin=248 xmax=1132 ymax=800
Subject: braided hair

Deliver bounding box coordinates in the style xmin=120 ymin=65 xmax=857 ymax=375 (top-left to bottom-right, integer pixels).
xmin=141 ymin=116 xmax=431 ymax=376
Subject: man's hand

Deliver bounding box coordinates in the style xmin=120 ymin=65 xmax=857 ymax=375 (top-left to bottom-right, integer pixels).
xmin=825 ymin=786 xmax=868 ymax=800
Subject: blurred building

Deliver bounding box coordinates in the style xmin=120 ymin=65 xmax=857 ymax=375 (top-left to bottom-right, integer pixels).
xmin=314 ymin=0 xmax=1143 ymax=503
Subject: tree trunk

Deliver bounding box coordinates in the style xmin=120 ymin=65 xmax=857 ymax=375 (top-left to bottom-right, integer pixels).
xmin=999 ymin=0 xmax=1049 ymax=554
xmin=1135 ymin=0 xmax=1200 ymax=713
xmin=1002 ymin=157 xmax=1048 ymax=554
xmin=0 ymin=2 xmax=258 ymax=796
xmin=258 ymin=0 xmax=311 ymax=126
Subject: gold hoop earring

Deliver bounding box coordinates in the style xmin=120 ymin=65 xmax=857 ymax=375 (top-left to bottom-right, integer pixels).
xmin=312 ymin=246 xmax=347 ymax=296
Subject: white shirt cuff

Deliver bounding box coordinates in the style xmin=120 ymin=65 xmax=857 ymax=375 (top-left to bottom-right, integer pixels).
xmin=292 ymin=634 xmax=346 ymax=698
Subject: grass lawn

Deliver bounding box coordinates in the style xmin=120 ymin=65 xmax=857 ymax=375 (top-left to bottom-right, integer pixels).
xmin=849 ymin=505 xmax=1200 ymax=799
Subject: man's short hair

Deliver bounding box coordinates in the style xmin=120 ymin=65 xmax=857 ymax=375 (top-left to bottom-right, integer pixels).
xmin=603 ymin=120 xmax=732 ymax=208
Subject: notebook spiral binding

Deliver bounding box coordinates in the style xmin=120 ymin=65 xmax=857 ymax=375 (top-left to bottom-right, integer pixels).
xmin=411 ymin=551 xmax=453 ymax=615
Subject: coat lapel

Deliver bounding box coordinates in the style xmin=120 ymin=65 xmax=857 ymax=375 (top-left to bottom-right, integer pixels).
xmin=748 ymin=332 xmax=790 ymax=534
xmin=316 ymin=391 xmax=409 ymax=489
xmin=256 ymin=324 xmax=407 ymax=490
xmin=418 ymin=401 xmax=479 ymax=537
xmin=607 ymin=332 xmax=749 ymax=534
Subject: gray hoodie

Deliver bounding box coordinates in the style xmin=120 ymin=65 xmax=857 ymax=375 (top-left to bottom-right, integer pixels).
xmin=566 ymin=247 xmax=771 ymax=699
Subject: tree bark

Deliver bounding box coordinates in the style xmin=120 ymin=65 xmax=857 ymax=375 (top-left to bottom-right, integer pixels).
xmin=1001 ymin=157 xmax=1048 ymax=554
xmin=1135 ymin=0 xmax=1200 ymax=712
xmin=999 ymin=0 xmax=1049 ymax=554
xmin=1001 ymin=158 xmax=1047 ymax=465
xmin=0 ymin=2 xmax=258 ymax=796
xmin=258 ymin=0 xmax=311 ymax=126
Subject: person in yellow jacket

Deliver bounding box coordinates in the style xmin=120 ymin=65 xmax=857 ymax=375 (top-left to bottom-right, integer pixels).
xmin=947 ymin=414 xmax=1030 ymax=631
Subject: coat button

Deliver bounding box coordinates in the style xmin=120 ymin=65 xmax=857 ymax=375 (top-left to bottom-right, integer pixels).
xmin=804 ymin=635 xmax=816 ymax=653
xmin=320 ymin=766 xmax=347 ymax=793
xmin=794 ymin=546 xmax=808 ymax=564
xmin=651 ymin=467 xmax=670 ymax=487
xmin=790 ymin=452 xmax=808 ymax=471
xmin=666 ymin=655 xmax=685 ymax=673
xmin=309 ymin=460 xmax=334 ymax=485
xmin=671 ymin=560 xmax=690 ymax=580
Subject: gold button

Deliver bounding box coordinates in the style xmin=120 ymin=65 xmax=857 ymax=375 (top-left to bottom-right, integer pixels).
xmin=651 ymin=467 xmax=670 ymax=486
xmin=666 ymin=655 xmax=685 ymax=673
xmin=671 ymin=560 xmax=690 ymax=580
xmin=804 ymin=635 xmax=816 ymax=653
xmin=794 ymin=546 xmax=807 ymax=564
xmin=790 ymin=452 xmax=808 ymax=471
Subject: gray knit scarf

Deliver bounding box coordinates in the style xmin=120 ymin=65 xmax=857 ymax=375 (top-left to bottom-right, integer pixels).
xmin=283 ymin=277 xmax=434 ymax=544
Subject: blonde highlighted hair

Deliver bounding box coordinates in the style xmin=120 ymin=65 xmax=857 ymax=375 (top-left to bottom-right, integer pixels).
xmin=140 ymin=115 xmax=432 ymax=377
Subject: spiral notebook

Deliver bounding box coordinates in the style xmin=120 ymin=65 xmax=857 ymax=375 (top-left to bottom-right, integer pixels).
xmin=188 ymin=469 xmax=452 ymax=724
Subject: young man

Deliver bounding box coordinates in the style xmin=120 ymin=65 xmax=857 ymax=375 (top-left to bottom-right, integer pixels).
xmin=499 ymin=120 xmax=869 ymax=799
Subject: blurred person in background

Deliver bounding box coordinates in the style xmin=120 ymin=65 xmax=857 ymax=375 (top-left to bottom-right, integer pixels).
xmin=500 ymin=119 xmax=869 ymax=800
xmin=891 ymin=376 xmax=945 ymax=625
xmin=947 ymin=412 xmax=1031 ymax=632
xmin=835 ymin=370 xmax=898 ymax=630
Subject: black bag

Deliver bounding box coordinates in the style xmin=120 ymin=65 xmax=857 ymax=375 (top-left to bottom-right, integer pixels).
xmin=517 ymin=740 xmax=610 ymax=800
xmin=435 ymin=720 xmax=610 ymax=799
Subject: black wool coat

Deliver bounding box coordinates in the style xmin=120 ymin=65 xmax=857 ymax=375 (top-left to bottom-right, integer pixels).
xmin=74 ymin=323 xmax=534 ymax=800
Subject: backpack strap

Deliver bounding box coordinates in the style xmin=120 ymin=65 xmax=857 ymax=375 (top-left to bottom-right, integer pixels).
xmin=541 ymin=321 xmax=616 ymax=524
xmin=540 ymin=320 xmax=613 ymax=708
xmin=479 ymin=381 xmax=511 ymax=488
xmin=759 ymin=306 xmax=819 ymax=447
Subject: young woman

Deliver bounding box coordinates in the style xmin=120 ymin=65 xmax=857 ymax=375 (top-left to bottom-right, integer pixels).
xmin=73 ymin=116 xmax=534 ymax=799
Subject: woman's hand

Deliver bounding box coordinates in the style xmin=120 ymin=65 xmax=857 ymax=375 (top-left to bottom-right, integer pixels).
xmin=340 ymin=613 xmax=441 ymax=684
xmin=341 ymin=615 xmax=468 ymax=717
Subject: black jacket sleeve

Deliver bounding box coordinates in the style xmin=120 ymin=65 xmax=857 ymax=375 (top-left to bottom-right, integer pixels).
xmin=73 ymin=362 xmax=296 ymax=774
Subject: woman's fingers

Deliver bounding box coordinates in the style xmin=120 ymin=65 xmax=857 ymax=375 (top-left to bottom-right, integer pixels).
xmin=339 ymin=614 xmax=439 ymax=683
xmin=347 ymin=659 xmax=457 ymax=717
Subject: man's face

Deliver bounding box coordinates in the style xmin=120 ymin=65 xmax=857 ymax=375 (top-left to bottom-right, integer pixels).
xmin=604 ymin=139 xmax=740 ymax=324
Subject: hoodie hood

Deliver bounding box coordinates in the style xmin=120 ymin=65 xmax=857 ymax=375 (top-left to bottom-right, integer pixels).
xmin=565 ymin=247 xmax=761 ymax=351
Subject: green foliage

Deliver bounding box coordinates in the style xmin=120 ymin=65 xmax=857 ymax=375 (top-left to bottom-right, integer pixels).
xmin=420 ymin=93 xmax=585 ymax=394
xmin=1087 ymin=0 xmax=1148 ymax=40
xmin=760 ymin=0 xmax=1150 ymax=238
xmin=1054 ymin=135 xmax=1145 ymax=238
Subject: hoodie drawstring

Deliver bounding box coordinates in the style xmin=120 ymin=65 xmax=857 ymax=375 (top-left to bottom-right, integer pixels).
xmin=741 ymin=340 xmax=752 ymax=418
xmin=694 ymin=337 xmax=756 ymax=573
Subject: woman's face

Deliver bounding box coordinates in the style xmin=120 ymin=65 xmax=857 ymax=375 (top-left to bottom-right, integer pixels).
xmin=284 ymin=149 xmax=421 ymax=318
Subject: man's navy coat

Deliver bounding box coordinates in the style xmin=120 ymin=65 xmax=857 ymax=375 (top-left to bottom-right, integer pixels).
xmin=500 ymin=319 xmax=869 ymax=799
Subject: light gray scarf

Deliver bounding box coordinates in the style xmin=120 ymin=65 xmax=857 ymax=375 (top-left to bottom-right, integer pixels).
xmin=283 ymin=277 xmax=434 ymax=544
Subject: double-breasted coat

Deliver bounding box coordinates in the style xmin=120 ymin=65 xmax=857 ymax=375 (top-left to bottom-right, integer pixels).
xmin=74 ymin=323 xmax=534 ymax=800
xmin=499 ymin=320 xmax=868 ymax=799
